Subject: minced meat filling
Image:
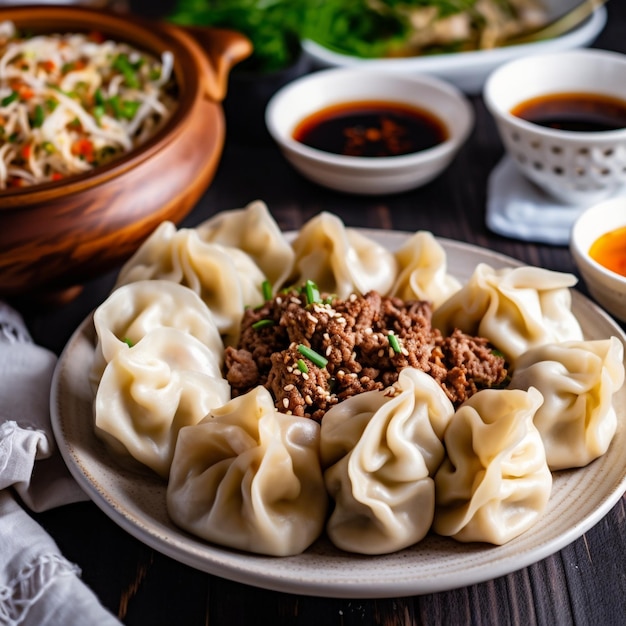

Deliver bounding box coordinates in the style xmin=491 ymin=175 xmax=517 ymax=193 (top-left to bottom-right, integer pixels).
xmin=224 ymin=286 xmax=509 ymax=420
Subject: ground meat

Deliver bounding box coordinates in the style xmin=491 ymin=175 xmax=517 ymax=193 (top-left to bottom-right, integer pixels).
xmin=223 ymin=285 xmax=509 ymax=420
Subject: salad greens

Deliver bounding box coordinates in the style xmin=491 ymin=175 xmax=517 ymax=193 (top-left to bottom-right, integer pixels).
xmin=168 ymin=0 xmax=546 ymax=67
xmin=168 ymin=0 xmax=307 ymax=73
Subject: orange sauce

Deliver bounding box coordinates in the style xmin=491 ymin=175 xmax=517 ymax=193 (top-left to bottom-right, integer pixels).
xmin=588 ymin=225 xmax=626 ymax=277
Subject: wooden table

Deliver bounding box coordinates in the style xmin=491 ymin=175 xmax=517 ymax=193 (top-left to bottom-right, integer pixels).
xmin=21 ymin=3 xmax=626 ymax=624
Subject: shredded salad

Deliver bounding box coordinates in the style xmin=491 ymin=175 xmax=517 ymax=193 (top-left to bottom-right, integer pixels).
xmin=0 ymin=20 xmax=177 ymax=190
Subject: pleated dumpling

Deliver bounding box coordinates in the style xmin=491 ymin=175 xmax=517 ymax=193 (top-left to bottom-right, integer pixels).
xmin=90 ymin=280 xmax=223 ymax=392
xmin=390 ymin=231 xmax=461 ymax=309
xmin=320 ymin=368 xmax=455 ymax=555
xmin=432 ymin=263 xmax=583 ymax=363
xmin=94 ymin=327 xmax=230 ymax=479
xmin=509 ymin=337 xmax=625 ymax=470
xmin=113 ymin=221 xmax=266 ymax=344
xmin=287 ymin=212 xmax=398 ymax=298
xmin=166 ymin=386 xmax=328 ymax=557
xmin=433 ymin=387 xmax=552 ymax=545
xmin=196 ymin=200 xmax=295 ymax=291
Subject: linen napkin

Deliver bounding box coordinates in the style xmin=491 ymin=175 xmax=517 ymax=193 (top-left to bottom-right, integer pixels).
xmin=0 ymin=301 xmax=121 ymax=626
xmin=485 ymin=156 xmax=591 ymax=246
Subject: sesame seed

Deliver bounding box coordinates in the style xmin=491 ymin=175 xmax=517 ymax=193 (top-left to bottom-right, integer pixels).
xmin=401 ymin=348 xmax=409 ymax=356
xmin=284 ymin=384 xmax=294 ymax=392
xmin=282 ymin=398 xmax=290 ymax=408
xmin=326 ymin=345 xmax=332 ymax=356
xmin=378 ymin=349 xmax=384 ymax=357
xmin=302 ymin=372 xmax=309 ymax=380
xmin=305 ymin=395 xmax=313 ymax=405
xmin=306 ymin=312 xmax=317 ymax=323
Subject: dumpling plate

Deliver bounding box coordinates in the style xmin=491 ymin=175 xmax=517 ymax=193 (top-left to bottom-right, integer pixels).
xmin=50 ymin=231 xmax=626 ymax=598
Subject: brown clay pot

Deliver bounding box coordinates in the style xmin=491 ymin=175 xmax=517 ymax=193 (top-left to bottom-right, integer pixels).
xmin=0 ymin=5 xmax=252 ymax=301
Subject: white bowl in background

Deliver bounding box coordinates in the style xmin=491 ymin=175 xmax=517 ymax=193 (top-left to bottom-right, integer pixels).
xmin=302 ymin=3 xmax=607 ymax=95
xmin=570 ymin=195 xmax=626 ymax=323
xmin=484 ymin=48 xmax=626 ymax=206
xmin=265 ymin=68 xmax=474 ymax=195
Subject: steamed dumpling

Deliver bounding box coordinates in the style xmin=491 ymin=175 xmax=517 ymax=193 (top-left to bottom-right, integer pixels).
xmin=432 ymin=263 xmax=583 ymax=363
xmin=113 ymin=221 xmax=267 ymax=344
xmin=433 ymin=387 xmax=552 ymax=545
xmin=287 ymin=212 xmax=398 ymax=298
xmin=508 ymin=337 xmax=625 ymax=470
xmin=90 ymin=280 xmax=223 ymax=392
xmin=166 ymin=386 xmax=328 ymax=556
xmin=196 ymin=200 xmax=295 ymax=291
xmin=94 ymin=327 xmax=230 ymax=478
xmin=390 ymin=230 xmax=461 ymax=309
xmin=320 ymin=368 xmax=455 ymax=555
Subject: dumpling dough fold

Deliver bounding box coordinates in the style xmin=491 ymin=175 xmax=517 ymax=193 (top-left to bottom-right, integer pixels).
xmin=509 ymin=337 xmax=625 ymax=470
xmin=166 ymin=386 xmax=328 ymax=557
xmin=287 ymin=212 xmax=398 ymax=298
xmin=432 ymin=263 xmax=583 ymax=363
xmin=433 ymin=387 xmax=552 ymax=545
xmin=320 ymin=368 xmax=454 ymax=555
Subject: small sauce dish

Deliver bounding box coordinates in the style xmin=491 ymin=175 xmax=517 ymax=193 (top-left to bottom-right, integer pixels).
xmin=484 ymin=49 xmax=626 ymax=206
xmin=265 ymin=68 xmax=474 ymax=195
xmin=570 ymin=195 xmax=626 ymax=323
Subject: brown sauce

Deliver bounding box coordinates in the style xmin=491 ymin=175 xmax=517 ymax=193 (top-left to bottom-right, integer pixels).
xmin=292 ymin=100 xmax=448 ymax=157
xmin=510 ymin=92 xmax=626 ymax=132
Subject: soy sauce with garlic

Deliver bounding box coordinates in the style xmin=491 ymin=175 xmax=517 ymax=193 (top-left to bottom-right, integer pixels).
xmin=511 ymin=92 xmax=626 ymax=132
xmin=292 ymin=100 xmax=448 ymax=157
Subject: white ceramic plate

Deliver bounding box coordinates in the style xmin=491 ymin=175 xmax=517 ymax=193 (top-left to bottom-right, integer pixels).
xmin=302 ymin=4 xmax=607 ymax=94
xmin=50 ymin=231 xmax=626 ymax=599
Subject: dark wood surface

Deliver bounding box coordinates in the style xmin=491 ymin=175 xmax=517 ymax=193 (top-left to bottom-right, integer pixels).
xmin=17 ymin=3 xmax=626 ymax=624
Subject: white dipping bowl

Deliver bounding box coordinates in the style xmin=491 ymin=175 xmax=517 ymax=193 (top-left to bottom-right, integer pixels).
xmin=265 ymin=68 xmax=474 ymax=195
xmin=484 ymin=49 xmax=626 ymax=206
xmin=570 ymin=195 xmax=626 ymax=323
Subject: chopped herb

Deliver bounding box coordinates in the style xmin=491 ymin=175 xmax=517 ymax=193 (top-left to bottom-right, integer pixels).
xmin=1 ymin=91 xmax=18 ymax=107
xmin=31 ymin=104 xmax=44 ymax=127
xmin=304 ymin=279 xmax=321 ymax=305
xmin=388 ymin=332 xmax=402 ymax=354
xmin=122 ymin=337 xmax=134 ymax=347
xmin=296 ymin=358 xmax=309 ymax=373
xmin=262 ymin=279 xmax=273 ymax=301
xmin=113 ymin=53 xmax=140 ymax=88
xmin=252 ymin=319 xmax=275 ymax=330
xmin=297 ymin=343 xmax=328 ymax=369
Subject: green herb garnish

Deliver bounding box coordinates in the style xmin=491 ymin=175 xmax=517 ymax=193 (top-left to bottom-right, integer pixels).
xmin=252 ymin=319 xmax=275 ymax=330
xmin=297 ymin=343 xmax=328 ymax=369
xmin=388 ymin=332 xmax=402 ymax=354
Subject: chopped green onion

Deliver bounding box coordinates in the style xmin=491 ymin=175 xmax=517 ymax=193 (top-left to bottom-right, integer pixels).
xmin=32 ymin=104 xmax=44 ymax=128
xmin=122 ymin=337 xmax=134 ymax=347
xmin=94 ymin=88 xmax=105 ymax=106
xmin=304 ymin=279 xmax=321 ymax=305
xmin=297 ymin=344 xmax=328 ymax=369
xmin=42 ymin=141 xmax=55 ymax=153
xmin=1 ymin=91 xmax=18 ymax=107
xmin=296 ymin=359 xmax=309 ymax=373
xmin=113 ymin=53 xmax=140 ymax=88
xmin=262 ymin=279 xmax=273 ymax=301
xmin=388 ymin=333 xmax=402 ymax=354
xmin=252 ymin=319 xmax=274 ymax=330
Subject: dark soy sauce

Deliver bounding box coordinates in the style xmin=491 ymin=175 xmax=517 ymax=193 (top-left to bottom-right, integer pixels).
xmin=292 ymin=100 xmax=448 ymax=157
xmin=511 ymin=92 xmax=626 ymax=132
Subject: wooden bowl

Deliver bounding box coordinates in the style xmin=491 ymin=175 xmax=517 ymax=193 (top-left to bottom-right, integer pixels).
xmin=0 ymin=5 xmax=252 ymax=302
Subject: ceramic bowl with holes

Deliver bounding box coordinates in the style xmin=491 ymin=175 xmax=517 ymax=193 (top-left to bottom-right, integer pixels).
xmin=483 ymin=49 xmax=626 ymax=206
xmin=570 ymin=195 xmax=626 ymax=323
xmin=265 ymin=68 xmax=474 ymax=195
xmin=0 ymin=5 xmax=252 ymax=302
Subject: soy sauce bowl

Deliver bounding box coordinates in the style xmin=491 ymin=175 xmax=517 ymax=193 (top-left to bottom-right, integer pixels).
xmin=265 ymin=68 xmax=474 ymax=195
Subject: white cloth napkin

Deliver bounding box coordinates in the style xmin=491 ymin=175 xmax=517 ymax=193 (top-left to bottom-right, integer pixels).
xmin=485 ymin=156 xmax=591 ymax=246
xmin=0 ymin=302 xmax=121 ymax=626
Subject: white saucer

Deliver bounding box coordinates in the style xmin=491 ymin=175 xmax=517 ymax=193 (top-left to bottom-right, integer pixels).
xmin=486 ymin=157 xmax=592 ymax=246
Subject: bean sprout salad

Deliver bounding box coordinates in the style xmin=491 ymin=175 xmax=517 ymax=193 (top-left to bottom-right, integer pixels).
xmin=0 ymin=20 xmax=176 ymax=189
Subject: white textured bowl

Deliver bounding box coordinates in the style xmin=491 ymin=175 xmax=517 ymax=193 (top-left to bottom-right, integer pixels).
xmin=265 ymin=68 xmax=474 ymax=195
xmin=302 ymin=3 xmax=607 ymax=95
xmin=570 ymin=195 xmax=626 ymax=323
xmin=484 ymin=49 xmax=626 ymax=206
